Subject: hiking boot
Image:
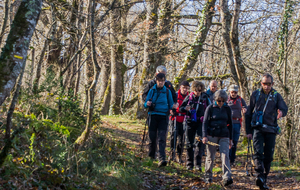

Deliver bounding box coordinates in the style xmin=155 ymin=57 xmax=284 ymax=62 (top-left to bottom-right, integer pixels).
xmin=256 ymin=176 xmax=269 ymax=190
xmin=205 ymin=179 xmax=212 ymax=184
xmin=176 ymin=155 xmax=184 ymax=164
xmin=158 ymin=160 xmax=167 ymax=167
xmin=195 ymin=166 xmax=202 ymax=172
xmin=230 ymin=162 xmax=235 ymax=167
xmin=223 ymin=178 xmax=233 ymax=186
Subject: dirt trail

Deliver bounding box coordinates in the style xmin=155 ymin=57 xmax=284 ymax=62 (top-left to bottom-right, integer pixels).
xmin=102 ymin=116 xmax=300 ymax=190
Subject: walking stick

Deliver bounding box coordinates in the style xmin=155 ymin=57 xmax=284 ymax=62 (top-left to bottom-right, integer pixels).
xmin=245 ymin=138 xmax=255 ymax=176
xmin=195 ymin=136 xmax=220 ymax=147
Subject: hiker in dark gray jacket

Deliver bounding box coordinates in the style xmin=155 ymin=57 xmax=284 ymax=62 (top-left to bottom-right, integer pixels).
xmin=227 ymin=84 xmax=247 ymax=166
xmin=245 ymin=73 xmax=288 ymax=190
xmin=202 ymin=90 xmax=233 ymax=187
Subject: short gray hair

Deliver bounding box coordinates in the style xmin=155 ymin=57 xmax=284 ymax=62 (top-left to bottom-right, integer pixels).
xmin=156 ymin=65 xmax=167 ymax=74
xmin=213 ymin=90 xmax=228 ymax=101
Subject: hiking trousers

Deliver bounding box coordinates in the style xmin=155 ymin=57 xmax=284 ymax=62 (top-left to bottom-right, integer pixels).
xmin=229 ymin=123 xmax=241 ymax=163
xmin=205 ymin=136 xmax=231 ymax=181
xmin=186 ymin=122 xmax=205 ymax=168
xmin=253 ymin=129 xmax=276 ymax=180
xmin=148 ymin=114 xmax=168 ymax=161
xmin=170 ymin=120 xmax=184 ymax=157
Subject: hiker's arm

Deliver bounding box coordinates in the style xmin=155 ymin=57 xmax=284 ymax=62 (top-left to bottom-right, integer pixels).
xmin=277 ymin=93 xmax=288 ymax=118
xmin=241 ymin=98 xmax=247 ymax=113
xmin=168 ymin=90 xmax=174 ymax=110
xmin=144 ymin=90 xmax=153 ymax=108
xmin=227 ymin=107 xmax=233 ymax=140
xmin=202 ymin=105 xmax=211 ymax=138
xmin=179 ymin=95 xmax=189 ymax=113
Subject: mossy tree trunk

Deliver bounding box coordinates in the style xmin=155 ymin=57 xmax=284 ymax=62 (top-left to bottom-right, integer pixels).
xmin=220 ymin=0 xmax=238 ymax=83
xmin=109 ymin=0 xmax=123 ymax=115
xmin=173 ymin=0 xmax=216 ymax=90
xmin=230 ymin=0 xmax=249 ymax=99
xmin=0 ymin=0 xmax=10 ymax=46
xmin=75 ymin=0 xmax=100 ymax=147
xmin=0 ymin=0 xmax=43 ymax=106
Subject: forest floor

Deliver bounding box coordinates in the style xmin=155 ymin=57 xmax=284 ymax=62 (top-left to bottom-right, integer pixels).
xmin=101 ymin=115 xmax=300 ymax=190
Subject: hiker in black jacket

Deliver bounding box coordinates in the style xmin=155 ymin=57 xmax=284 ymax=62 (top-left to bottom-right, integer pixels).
xmin=142 ymin=65 xmax=177 ymax=103
xmin=179 ymin=81 xmax=211 ymax=171
xmin=246 ymin=73 xmax=288 ymax=190
xmin=202 ymin=90 xmax=233 ymax=186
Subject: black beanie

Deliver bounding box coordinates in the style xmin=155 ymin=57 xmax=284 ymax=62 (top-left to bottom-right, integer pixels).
xmin=180 ymin=81 xmax=190 ymax=87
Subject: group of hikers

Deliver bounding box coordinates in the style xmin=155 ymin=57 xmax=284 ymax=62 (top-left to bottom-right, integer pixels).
xmin=142 ymin=65 xmax=288 ymax=189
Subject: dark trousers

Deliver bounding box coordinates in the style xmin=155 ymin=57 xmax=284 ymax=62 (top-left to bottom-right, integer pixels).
xmin=186 ymin=122 xmax=204 ymax=168
xmin=229 ymin=140 xmax=238 ymax=163
xmin=229 ymin=123 xmax=241 ymax=163
xmin=170 ymin=120 xmax=184 ymax=157
xmin=253 ymin=129 xmax=276 ymax=180
xmin=148 ymin=114 xmax=168 ymax=161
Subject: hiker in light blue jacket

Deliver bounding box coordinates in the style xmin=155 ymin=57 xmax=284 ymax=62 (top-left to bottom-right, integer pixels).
xmin=144 ymin=73 xmax=174 ymax=167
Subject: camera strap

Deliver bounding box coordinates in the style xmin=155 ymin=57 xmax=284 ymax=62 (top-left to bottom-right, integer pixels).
xmin=254 ymin=90 xmax=272 ymax=116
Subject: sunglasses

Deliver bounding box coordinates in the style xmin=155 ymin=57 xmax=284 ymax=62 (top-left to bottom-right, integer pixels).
xmin=217 ymin=100 xmax=225 ymax=103
xmin=231 ymin=91 xmax=238 ymax=94
xmin=262 ymin=82 xmax=272 ymax=86
xmin=195 ymin=89 xmax=202 ymax=92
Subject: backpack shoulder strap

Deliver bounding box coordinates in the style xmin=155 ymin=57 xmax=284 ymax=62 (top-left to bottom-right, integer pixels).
xmin=166 ymin=88 xmax=170 ymax=106
xmin=239 ymin=96 xmax=243 ymax=108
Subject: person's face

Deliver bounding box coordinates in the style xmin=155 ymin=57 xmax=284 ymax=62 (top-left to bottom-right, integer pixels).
xmin=210 ymin=82 xmax=218 ymax=93
xmin=194 ymin=87 xmax=202 ymax=97
xmin=156 ymin=78 xmax=165 ymax=88
xmin=261 ymin=77 xmax=273 ymax=93
xmin=180 ymin=85 xmax=189 ymax=94
xmin=216 ymin=98 xmax=225 ymax=107
xmin=230 ymin=90 xmax=238 ymax=98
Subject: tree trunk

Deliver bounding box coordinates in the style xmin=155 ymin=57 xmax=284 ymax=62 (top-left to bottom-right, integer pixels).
xmin=230 ymin=0 xmax=249 ymax=99
xmin=173 ymin=0 xmax=217 ymax=89
xmin=75 ymin=0 xmax=100 ymax=147
xmin=99 ymin=61 xmax=110 ymax=102
xmin=0 ymin=52 xmax=26 ymax=167
xmin=0 ymin=0 xmax=10 ymax=46
xmin=0 ymin=0 xmax=43 ymax=106
xmin=220 ymin=0 xmax=238 ymax=83
xmin=100 ymin=77 xmax=111 ymax=115
xmin=109 ymin=0 xmax=123 ymax=115
xmin=28 ymin=48 xmax=35 ymax=89
xmin=137 ymin=0 xmax=159 ymax=119
xmin=33 ymin=37 xmax=48 ymax=94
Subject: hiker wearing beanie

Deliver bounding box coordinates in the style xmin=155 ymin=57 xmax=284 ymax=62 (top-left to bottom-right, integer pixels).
xmin=144 ymin=73 xmax=174 ymax=167
xmin=227 ymin=84 xmax=247 ymax=166
xmin=169 ymin=81 xmax=190 ymax=163
xmin=179 ymin=81 xmax=211 ymax=171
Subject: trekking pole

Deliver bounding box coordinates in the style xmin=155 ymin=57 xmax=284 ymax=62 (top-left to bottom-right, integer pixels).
xmin=180 ymin=116 xmax=187 ymax=165
xmin=195 ymin=137 xmax=220 ymax=147
xmin=245 ymin=138 xmax=254 ymax=176
xmin=173 ymin=116 xmax=177 ymax=161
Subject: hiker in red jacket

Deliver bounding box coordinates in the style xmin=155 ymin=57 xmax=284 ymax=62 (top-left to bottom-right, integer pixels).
xmin=169 ymin=81 xmax=190 ymax=163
